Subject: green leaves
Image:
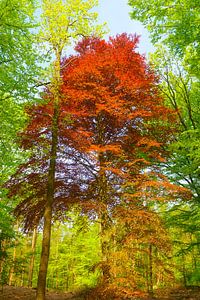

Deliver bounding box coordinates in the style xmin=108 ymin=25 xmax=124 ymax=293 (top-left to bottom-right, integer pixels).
xmin=0 ymin=0 xmax=41 ymax=101
xmin=0 ymin=1 xmax=41 ymax=266
xmin=128 ymin=0 xmax=200 ymax=77
xmin=150 ymin=47 xmax=200 ymax=197
xmin=129 ymin=0 xmax=199 ymax=50
xmin=0 ymin=95 xmax=27 ymax=185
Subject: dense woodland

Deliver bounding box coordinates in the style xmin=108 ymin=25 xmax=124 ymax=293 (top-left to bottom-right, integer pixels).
xmin=0 ymin=1 xmax=199 ymax=300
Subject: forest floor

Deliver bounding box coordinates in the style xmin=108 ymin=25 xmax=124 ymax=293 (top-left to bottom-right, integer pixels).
xmin=0 ymin=285 xmax=200 ymax=300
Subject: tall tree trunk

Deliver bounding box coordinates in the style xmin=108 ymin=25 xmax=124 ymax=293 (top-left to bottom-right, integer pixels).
xmin=9 ymin=220 xmax=19 ymax=286
xmin=28 ymin=227 xmax=37 ymax=287
xmin=9 ymin=244 xmax=16 ymax=286
xmin=0 ymin=259 xmax=4 ymax=291
xmin=55 ymin=232 xmax=59 ymax=290
xmin=36 ymin=105 xmax=59 ymax=300
xmin=97 ymin=117 xmax=112 ymax=283
xmin=0 ymin=240 xmax=7 ymax=291
xmin=36 ymin=43 xmax=61 ymax=300
xmin=112 ymin=226 xmax=117 ymax=279
xmin=181 ymin=253 xmax=187 ymax=287
xmin=100 ymin=210 xmax=111 ymax=283
xmin=148 ymin=244 xmax=153 ymax=296
xmin=20 ymin=266 xmax=25 ymax=287
xmin=98 ymin=164 xmax=111 ymax=282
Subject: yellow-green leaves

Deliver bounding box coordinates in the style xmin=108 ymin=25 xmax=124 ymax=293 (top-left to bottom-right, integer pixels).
xmin=40 ymin=0 xmax=105 ymax=55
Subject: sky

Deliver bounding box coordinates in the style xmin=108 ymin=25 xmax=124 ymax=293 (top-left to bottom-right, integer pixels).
xmin=97 ymin=0 xmax=154 ymax=55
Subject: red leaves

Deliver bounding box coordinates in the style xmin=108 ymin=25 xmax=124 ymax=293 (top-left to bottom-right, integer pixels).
xmin=61 ymin=34 xmax=174 ymax=171
xmin=8 ymin=33 xmax=181 ymax=231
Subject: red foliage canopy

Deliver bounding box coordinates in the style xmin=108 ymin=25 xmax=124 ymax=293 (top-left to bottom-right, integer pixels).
xmin=7 ymin=34 xmax=184 ymax=230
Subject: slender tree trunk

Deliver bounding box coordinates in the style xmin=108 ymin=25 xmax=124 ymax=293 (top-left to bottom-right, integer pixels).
xmin=36 ymin=107 xmax=59 ymax=300
xmin=36 ymin=45 xmax=61 ymax=300
xmin=36 ymin=100 xmax=59 ymax=299
xmin=148 ymin=244 xmax=153 ymax=296
xmin=9 ymin=244 xmax=16 ymax=286
xmin=55 ymin=224 xmax=59 ymax=290
xmin=36 ymin=188 xmax=53 ymax=299
xmin=98 ymin=162 xmax=110 ymax=283
xmin=112 ymin=226 xmax=117 ymax=279
xmin=98 ymin=169 xmax=111 ymax=282
xmin=9 ymin=220 xmax=19 ymax=286
xmin=0 ymin=259 xmax=4 ymax=291
xmin=100 ymin=210 xmax=111 ymax=283
xmin=28 ymin=227 xmax=37 ymax=287
xmin=181 ymin=253 xmax=187 ymax=287
xmin=21 ymin=267 xmax=25 ymax=286
xmin=0 ymin=240 xmax=7 ymax=291
xmin=97 ymin=120 xmax=112 ymax=283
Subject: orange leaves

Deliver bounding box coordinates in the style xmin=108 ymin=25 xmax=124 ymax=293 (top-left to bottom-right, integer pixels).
xmin=127 ymin=158 xmax=150 ymax=167
xmin=87 ymin=144 xmax=121 ymax=155
xmin=129 ymin=109 xmax=153 ymax=119
xmin=137 ymin=137 xmax=162 ymax=149
xmin=60 ymin=34 xmax=175 ymax=177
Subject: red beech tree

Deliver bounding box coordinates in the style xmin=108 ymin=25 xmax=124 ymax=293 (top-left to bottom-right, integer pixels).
xmin=7 ymin=34 xmax=189 ymax=297
xmin=59 ymin=34 xmax=189 ymax=294
xmin=8 ymin=34 xmax=177 ymax=226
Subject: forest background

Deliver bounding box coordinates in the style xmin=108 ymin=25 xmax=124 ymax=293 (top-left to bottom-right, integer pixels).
xmin=0 ymin=0 xmax=199 ymax=300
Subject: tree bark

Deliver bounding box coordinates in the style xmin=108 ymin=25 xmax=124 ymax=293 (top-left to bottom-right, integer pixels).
xmin=36 ymin=39 xmax=61 ymax=299
xmin=0 ymin=240 xmax=7 ymax=291
xmin=8 ymin=245 xmax=16 ymax=286
xmin=36 ymin=103 xmax=59 ymax=300
xmin=9 ymin=220 xmax=19 ymax=286
xmin=100 ymin=210 xmax=111 ymax=283
xmin=148 ymin=244 xmax=153 ymax=296
xmin=28 ymin=227 xmax=37 ymax=287
xmin=97 ymin=116 xmax=112 ymax=283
